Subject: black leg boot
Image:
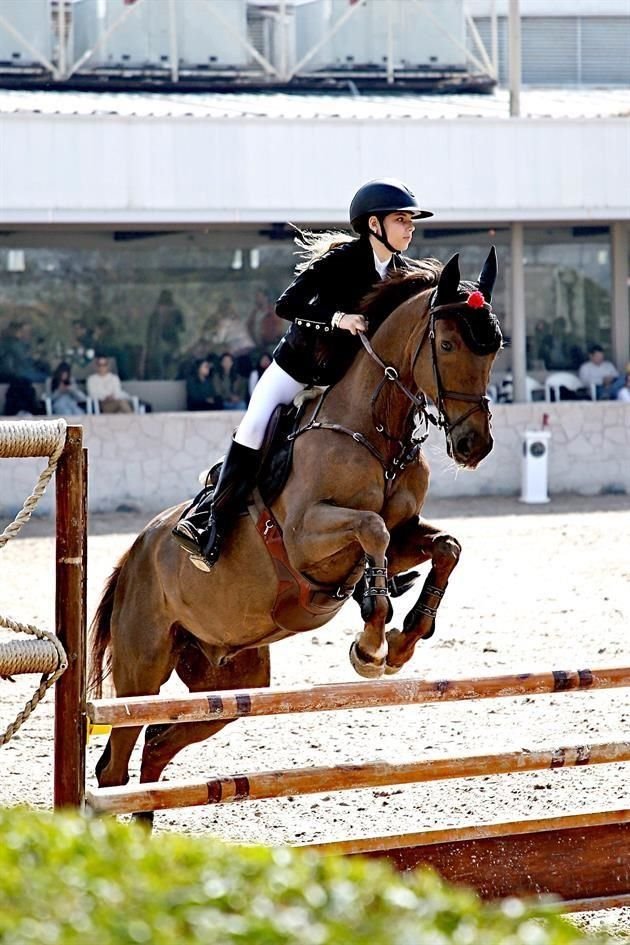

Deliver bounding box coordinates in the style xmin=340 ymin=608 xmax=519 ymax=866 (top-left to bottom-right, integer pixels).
xmin=172 ymin=439 xmax=260 ymax=571
xmin=171 ymin=487 xmax=216 ymax=557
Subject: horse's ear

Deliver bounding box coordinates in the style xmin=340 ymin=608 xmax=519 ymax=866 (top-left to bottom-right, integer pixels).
xmin=478 ymin=246 xmax=497 ymax=302
xmin=435 ymin=253 xmax=461 ymax=304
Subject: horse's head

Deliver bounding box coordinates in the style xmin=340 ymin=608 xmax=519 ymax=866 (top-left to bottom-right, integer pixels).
xmin=414 ymin=247 xmax=502 ymax=468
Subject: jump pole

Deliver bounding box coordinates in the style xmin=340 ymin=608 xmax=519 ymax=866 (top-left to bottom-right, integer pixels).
xmin=85 ymin=662 xmax=630 ymax=907
xmin=88 ymin=666 xmax=629 ymax=727
xmin=86 ymin=739 xmax=630 ymax=815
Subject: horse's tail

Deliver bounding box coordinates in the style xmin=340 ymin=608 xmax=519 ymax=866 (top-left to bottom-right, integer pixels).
xmin=87 ymin=550 xmax=129 ymax=698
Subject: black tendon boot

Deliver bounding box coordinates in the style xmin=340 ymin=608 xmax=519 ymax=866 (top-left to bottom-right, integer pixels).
xmin=172 ymin=439 xmax=260 ymax=571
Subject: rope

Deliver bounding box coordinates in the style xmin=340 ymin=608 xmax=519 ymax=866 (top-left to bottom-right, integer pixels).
xmin=0 ymin=419 xmax=67 ymax=549
xmin=0 ymin=419 xmax=69 ymax=745
xmin=0 ymin=617 xmax=67 ymax=747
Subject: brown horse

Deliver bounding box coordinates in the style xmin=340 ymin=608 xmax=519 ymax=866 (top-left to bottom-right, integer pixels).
xmin=90 ymin=250 xmax=502 ymax=810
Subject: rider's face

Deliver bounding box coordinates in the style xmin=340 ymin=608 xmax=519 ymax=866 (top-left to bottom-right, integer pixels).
xmin=371 ymin=212 xmax=415 ymax=252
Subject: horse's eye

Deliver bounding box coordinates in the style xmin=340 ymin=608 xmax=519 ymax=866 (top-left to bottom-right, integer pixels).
xmin=441 ymin=340 xmax=453 ymax=352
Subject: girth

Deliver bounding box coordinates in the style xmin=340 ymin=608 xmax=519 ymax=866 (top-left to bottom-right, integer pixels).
xmin=248 ymin=489 xmax=355 ymax=631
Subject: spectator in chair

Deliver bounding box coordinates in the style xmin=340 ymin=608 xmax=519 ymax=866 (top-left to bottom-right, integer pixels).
xmin=87 ymin=356 xmax=134 ymax=414
xmin=578 ymin=344 xmax=619 ymax=400
xmin=616 ymin=371 xmax=630 ymax=403
xmin=186 ymin=358 xmax=222 ymax=411
xmin=50 ymin=362 xmax=87 ymax=415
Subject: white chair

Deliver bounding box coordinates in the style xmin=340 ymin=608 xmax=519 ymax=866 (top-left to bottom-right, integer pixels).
xmin=89 ymin=395 xmax=143 ymax=414
xmin=526 ymin=376 xmax=545 ymax=402
xmin=43 ymin=394 xmax=98 ymax=416
xmin=544 ymin=371 xmax=594 ymax=402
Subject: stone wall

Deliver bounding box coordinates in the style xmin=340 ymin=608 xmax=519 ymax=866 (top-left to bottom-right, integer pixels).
xmin=1 ymin=403 xmax=628 ymax=518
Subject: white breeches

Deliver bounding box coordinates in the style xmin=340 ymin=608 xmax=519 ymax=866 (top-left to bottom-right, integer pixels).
xmin=234 ymin=360 xmax=305 ymax=450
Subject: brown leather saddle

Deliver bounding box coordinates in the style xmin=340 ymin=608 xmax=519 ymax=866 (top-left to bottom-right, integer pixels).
xmin=208 ymin=398 xmax=356 ymax=630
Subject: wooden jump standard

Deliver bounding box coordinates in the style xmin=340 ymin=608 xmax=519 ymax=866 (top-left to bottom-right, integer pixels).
xmin=86 ymin=667 xmax=630 ymax=908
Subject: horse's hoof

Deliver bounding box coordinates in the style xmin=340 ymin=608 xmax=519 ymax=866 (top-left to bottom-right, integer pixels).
xmin=384 ymin=628 xmax=406 ymax=675
xmin=349 ymin=639 xmax=386 ymax=679
xmin=384 ymin=661 xmax=402 ymax=676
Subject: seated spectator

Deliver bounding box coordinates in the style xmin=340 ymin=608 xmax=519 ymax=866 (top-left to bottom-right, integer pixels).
xmin=616 ymin=371 xmax=630 ymax=403
xmin=186 ymin=359 xmax=222 ymax=411
xmin=248 ymin=351 xmax=272 ymax=398
xmin=86 ymin=356 xmax=133 ymax=414
xmin=50 ymin=362 xmax=87 ymax=416
xmin=3 ymin=377 xmax=45 ymax=416
xmin=213 ymin=352 xmax=247 ymax=410
xmin=0 ymin=321 xmax=48 ymax=383
xmin=578 ymin=344 xmax=619 ymax=400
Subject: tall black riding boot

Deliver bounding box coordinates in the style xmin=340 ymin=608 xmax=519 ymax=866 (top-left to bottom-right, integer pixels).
xmin=172 ymin=438 xmax=260 ymax=571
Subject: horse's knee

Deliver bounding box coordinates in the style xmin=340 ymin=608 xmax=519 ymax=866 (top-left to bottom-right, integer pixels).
xmin=357 ymin=512 xmax=390 ymax=556
xmin=433 ymin=534 xmax=461 ymax=568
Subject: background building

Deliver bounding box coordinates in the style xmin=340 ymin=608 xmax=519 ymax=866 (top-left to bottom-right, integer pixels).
xmin=0 ymin=0 xmax=628 ymax=398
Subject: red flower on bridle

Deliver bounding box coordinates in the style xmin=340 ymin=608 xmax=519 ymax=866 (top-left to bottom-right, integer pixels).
xmin=466 ymin=290 xmax=486 ymax=309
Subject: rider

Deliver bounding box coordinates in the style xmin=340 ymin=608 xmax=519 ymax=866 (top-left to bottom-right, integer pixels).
xmin=172 ymin=178 xmax=434 ymax=570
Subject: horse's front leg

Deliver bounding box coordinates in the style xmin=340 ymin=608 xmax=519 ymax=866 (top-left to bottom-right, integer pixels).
xmin=286 ymin=502 xmax=391 ymax=679
xmin=384 ymin=519 xmax=461 ymax=674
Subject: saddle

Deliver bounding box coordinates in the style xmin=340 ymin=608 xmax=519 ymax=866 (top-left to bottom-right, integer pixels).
xmin=206 ymin=394 xmax=311 ymax=507
xmin=205 ymin=393 xmax=356 ymax=629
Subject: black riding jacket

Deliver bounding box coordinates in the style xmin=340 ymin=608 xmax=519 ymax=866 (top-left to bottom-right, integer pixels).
xmin=273 ymin=237 xmax=414 ymax=386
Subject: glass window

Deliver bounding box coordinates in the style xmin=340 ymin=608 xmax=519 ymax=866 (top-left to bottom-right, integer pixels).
xmin=0 ymin=230 xmax=300 ymax=383
xmin=524 ymin=227 xmax=611 ymax=372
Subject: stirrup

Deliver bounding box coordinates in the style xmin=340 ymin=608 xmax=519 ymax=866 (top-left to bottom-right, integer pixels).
xmin=172 ymin=519 xmax=205 ymax=556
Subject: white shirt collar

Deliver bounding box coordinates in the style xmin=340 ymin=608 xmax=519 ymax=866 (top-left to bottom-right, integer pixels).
xmin=373 ymin=249 xmax=392 ymax=280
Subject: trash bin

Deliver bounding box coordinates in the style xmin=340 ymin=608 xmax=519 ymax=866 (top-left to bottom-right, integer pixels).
xmin=520 ymin=430 xmax=551 ymax=504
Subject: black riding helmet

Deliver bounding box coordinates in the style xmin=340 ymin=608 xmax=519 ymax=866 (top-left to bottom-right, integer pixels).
xmin=349 ymin=178 xmax=433 ymax=253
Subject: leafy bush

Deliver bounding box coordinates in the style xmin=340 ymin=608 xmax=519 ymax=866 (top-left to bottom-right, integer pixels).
xmin=0 ymin=807 xmax=611 ymax=945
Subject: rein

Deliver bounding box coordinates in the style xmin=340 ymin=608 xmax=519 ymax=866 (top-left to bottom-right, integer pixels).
xmin=288 ymin=298 xmax=492 ymax=486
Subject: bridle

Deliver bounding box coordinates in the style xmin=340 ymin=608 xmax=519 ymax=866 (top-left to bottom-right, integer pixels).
xmin=289 ymin=294 xmax=494 ymax=487
xmin=424 ymin=298 xmax=493 ymax=449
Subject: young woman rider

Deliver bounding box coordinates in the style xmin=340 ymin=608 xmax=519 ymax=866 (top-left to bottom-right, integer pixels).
xmin=172 ymin=178 xmax=434 ymax=570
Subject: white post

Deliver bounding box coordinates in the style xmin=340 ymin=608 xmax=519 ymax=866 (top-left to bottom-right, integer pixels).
xmin=386 ymin=0 xmax=394 ymax=85
xmin=508 ymin=0 xmax=521 ymax=117
xmin=511 ymin=222 xmax=527 ymax=403
xmin=278 ymin=0 xmax=288 ymax=82
xmin=490 ymin=0 xmax=499 ymax=80
xmin=168 ymin=0 xmax=179 ymax=83
xmin=611 ymin=222 xmax=630 ymax=367
xmin=58 ymin=0 xmax=66 ymax=79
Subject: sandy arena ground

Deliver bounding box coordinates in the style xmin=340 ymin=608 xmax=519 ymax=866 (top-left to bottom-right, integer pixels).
xmin=1 ymin=492 xmax=628 ymax=937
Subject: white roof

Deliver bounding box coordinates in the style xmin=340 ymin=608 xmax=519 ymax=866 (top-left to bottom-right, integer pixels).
xmin=1 ymin=87 xmax=629 ymax=226
xmin=1 ymin=87 xmax=630 ymax=121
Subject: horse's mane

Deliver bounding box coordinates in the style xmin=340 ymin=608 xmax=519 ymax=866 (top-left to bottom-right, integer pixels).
xmin=360 ymin=258 xmax=443 ymax=335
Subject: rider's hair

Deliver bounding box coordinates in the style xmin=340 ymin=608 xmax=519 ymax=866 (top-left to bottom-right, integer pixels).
xmin=291 ymin=226 xmax=356 ymax=273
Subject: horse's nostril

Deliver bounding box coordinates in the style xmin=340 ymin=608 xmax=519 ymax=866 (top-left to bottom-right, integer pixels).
xmin=456 ymin=435 xmax=473 ymax=457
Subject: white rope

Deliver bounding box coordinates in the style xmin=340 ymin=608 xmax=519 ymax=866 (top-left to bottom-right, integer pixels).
xmin=0 ymin=419 xmax=67 ymax=549
xmin=0 ymin=617 xmax=67 ymax=747
xmin=0 ymin=419 xmax=69 ymax=745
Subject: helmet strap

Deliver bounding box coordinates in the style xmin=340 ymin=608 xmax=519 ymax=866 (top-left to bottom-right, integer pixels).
xmin=370 ymin=213 xmax=398 ymax=255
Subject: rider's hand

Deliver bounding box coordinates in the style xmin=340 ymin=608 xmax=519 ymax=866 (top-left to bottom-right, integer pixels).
xmin=338 ymin=313 xmax=367 ymax=335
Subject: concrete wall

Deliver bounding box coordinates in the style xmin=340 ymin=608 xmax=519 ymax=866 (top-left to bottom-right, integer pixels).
xmin=1 ymin=403 xmax=628 ymax=519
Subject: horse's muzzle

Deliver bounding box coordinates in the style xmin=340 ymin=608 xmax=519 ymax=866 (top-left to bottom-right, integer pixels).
xmin=452 ymin=430 xmax=494 ymax=468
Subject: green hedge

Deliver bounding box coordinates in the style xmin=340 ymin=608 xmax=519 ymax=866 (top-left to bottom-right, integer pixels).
xmin=0 ymin=808 xmax=610 ymax=945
